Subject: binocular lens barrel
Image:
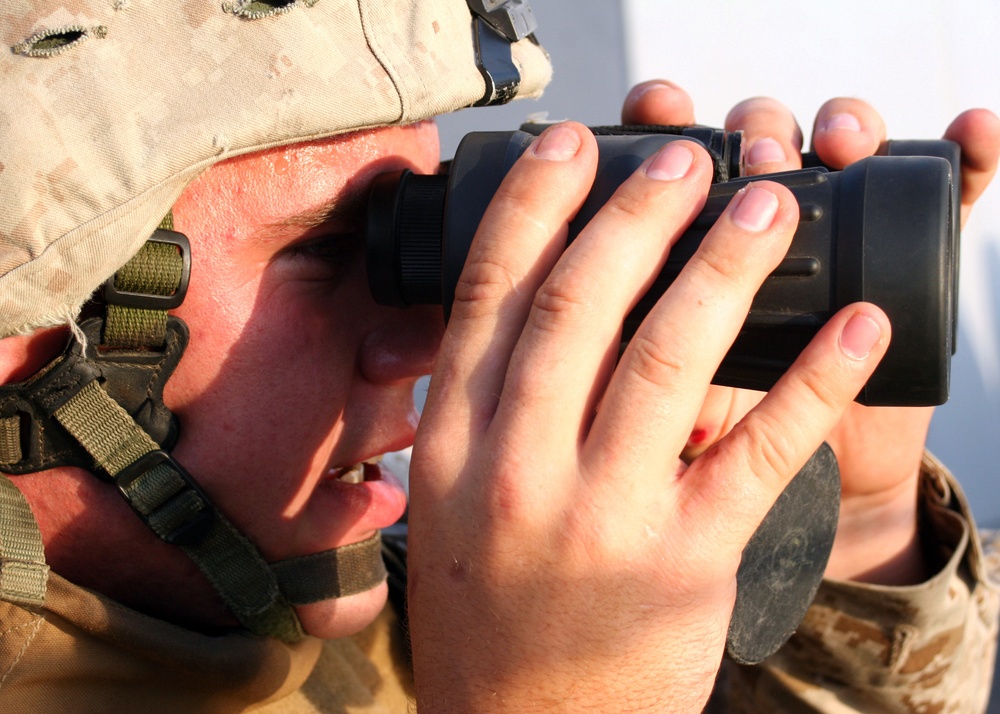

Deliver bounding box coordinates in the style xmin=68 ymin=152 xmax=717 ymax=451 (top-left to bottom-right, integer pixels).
xmin=367 ymin=130 xmax=959 ymax=407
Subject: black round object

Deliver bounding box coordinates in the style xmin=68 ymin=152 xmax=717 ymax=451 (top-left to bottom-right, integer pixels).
xmin=725 ymin=442 xmax=840 ymax=665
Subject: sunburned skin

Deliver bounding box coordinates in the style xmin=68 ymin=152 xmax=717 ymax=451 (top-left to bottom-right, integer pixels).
xmin=0 ymin=327 xmax=68 ymax=383
xmin=7 ymin=120 xmax=445 ymax=640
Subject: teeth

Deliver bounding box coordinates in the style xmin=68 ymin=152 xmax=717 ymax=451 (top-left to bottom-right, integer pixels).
xmin=338 ymin=465 xmax=365 ymax=484
xmin=332 ymin=457 xmax=382 ymax=484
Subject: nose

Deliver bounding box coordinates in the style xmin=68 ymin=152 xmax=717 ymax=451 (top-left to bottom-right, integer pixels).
xmin=358 ymin=304 xmax=444 ymax=384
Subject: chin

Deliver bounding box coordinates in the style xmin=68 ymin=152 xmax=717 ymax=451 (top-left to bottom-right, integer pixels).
xmin=294 ymin=580 xmax=389 ymax=639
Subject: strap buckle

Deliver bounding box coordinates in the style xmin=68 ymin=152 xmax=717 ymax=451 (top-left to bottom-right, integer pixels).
xmin=471 ymin=17 xmax=522 ymax=106
xmin=114 ymin=449 xmax=216 ymax=546
xmin=467 ymin=0 xmax=537 ymax=42
xmin=104 ymin=229 xmax=191 ymax=310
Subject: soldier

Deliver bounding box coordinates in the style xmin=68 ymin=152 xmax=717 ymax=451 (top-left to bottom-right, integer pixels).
xmin=0 ymin=2 xmax=998 ymax=712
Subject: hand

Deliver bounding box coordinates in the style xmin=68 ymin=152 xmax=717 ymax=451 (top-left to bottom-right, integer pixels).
xmin=623 ymin=80 xmax=1000 ymax=585
xmin=406 ymin=121 xmax=889 ymax=712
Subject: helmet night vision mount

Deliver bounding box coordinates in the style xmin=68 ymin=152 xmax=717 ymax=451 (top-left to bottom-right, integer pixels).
xmin=367 ymin=124 xmax=961 ymax=408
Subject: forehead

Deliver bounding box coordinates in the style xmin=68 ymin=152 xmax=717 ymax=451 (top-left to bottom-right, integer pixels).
xmin=175 ymin=121 xmax=440 ymax=238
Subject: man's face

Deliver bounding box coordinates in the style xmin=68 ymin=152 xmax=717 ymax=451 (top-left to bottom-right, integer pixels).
xmin=161 ymin=121 xmax=442 ymax=637
xmin=11 ymin=121 xmax=442 ymax=639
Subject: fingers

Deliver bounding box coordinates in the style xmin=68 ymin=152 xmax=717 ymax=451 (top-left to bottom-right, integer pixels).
xmin=584 ymin=180 xmax=800 ymax=479
xmin=417 ymin=122 xmax=598 ymax=472
xmin=808 ymin=98 xmax=886 ymax=168
xmin=493 ymin=141 xmax=716 ymax=454
xmin=724 ymin=98 xmax=803 ymax=174
xmin=725 ymin=97 xmax=888 ymax=174
xmin=681 ymin=386 xmax=763 ymax=462
xmin=621 ymin=79 xmax=696 ymax=126
xmin=686 ymin=303 xmax=891 ymax=550
xmin=943 ymin=108 xmax=1000 ymax=226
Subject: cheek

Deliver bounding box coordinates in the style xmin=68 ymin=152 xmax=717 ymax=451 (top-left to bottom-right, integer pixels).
xmin=162 ymin=239 xmax=260 ymax=404
xmin=180 ymin=286 xmax=358 ymax=407
xmin=163 ymin=278 xmax=362 ymax=494
xmin=168 ymin=256 xmax=361 ymax=392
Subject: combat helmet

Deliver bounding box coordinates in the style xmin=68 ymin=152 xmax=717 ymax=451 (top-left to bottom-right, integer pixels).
xmin=0 ymin=0 xmax=551 ymax=641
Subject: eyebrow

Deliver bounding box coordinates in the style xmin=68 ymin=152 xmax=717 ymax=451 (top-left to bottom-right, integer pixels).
xmin=254 ymin=189 xmax=369 ymax=244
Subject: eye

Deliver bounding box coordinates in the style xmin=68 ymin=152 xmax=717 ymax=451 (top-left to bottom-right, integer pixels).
xmin=280 ymin=232 xmax=360 ymax=282
xmin=293 ymin=234 xmax=352 ymax=261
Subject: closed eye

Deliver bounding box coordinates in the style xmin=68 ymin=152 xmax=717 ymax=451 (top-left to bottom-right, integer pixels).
xmin=280 ymin=232 xmax=361 ymax=282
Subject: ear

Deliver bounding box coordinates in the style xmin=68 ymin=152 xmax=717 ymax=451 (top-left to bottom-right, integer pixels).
xmin=0 ymin=327 xmax=69 ymax=385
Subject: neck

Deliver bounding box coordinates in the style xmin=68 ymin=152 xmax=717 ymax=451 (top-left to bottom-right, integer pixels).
xmin=0 ymin=327 xmax=69 ymax=384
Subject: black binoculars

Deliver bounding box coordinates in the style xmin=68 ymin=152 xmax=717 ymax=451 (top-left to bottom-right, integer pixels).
xmin=367 ymin=124 xmax=960 ymax=407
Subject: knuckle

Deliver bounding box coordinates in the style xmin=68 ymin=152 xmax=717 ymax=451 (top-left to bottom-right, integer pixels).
xmin=602 ymin=190 xmax=653 ymax=227
xmin=452 ymin=256 xmax=517 ymax=319
xmin=492 ymin=178 xmax=538 ymax=213
xmin=482 ymin=457 xmax=538 ymax=525
xmin=802 ymin=373 xmax=844 ymax=413
xmin=492 ymin=159 xmax=585 ymax=225
xmin=689 ymin=243 xmax=746 ymax=293
xmin=485 ymin=474 xmax=526 ymax=521
xmin=530 ymin=270 xmax=595 ymax=332
xmin=739 ymin=411 xmax=799 ymax=481
xmin=626 ymin=333 xmax=686 ymax=389
xmin=791 ymin=363 xmax=844 ymax=414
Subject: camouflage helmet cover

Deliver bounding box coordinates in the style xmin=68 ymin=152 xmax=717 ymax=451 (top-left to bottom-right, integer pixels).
xmin=0 ymin=0 xmax=552 ymax=337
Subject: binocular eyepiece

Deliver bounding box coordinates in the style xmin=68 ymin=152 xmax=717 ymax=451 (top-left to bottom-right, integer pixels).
xmin=367 ymin=124 xmax=960 ymax=407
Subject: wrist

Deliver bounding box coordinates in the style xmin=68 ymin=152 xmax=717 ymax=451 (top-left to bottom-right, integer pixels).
xmin=824 ymin=477 xmax=929 ymax=585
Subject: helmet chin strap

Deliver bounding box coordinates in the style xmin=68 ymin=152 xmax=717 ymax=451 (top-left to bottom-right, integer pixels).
xmin=0 ymin=224 xmax=388 ymax=642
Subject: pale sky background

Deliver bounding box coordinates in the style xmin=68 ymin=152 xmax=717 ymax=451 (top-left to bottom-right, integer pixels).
xmin=622 ymin=0 xmax=1000 ymax=525
xmin=439 ymin=0 xmax=1000 ymax=527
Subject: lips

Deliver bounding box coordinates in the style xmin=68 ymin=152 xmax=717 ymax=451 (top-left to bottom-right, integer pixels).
xmin=313 ymin=457 xmax=408 ymax=535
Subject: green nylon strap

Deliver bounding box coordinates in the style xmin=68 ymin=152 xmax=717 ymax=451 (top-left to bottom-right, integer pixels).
xmin=104 ymin=305 xmax=169 ymax=349
xmin=271 ymin=532 xmax=387 ymax=605
xmin=104 ymin=240 xmax=184 ymax=348
xmin=0 ymin=416 xmax=21 ymax=466
xmin=0 ymin=475 xmax=49 ymax=607
xmin=54 ymin=380 xmax=157 ymax=475
xmin=53 ymin=380 xmax=304 ymax=642
xmin=120 ymin=461 xmax=207 ymax=540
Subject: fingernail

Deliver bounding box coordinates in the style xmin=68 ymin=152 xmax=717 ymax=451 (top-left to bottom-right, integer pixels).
xmin=731 ymin=186 xmax=779 ymax=232
xmin=646 ymin=143 xmax=694 ymax=181
xmin=840 ymin=313 xmax=881 ymax=360
xmin=532 ymin=125 xmax=582 ymax=161
xmin=688 ymin=427 xmax=710 ymax=446
xmin=627 ymin=80 xmax=675 ymax=106
xmin=746 ymin=137 xmax=787 ymax=167
xmin=819 ymin=113 xmax=862 ymax=133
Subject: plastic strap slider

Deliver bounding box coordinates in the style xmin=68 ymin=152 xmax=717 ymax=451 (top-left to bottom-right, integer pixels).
xmin=114 ymin=450 xmax=216 ymax=546
xmin=104 ymin=229 xmax=191 ymax=310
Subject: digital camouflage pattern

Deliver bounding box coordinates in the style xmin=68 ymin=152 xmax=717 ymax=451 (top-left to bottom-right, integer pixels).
xmin=707 ymin=452 xmax=1000 ymax=714
xmin=0 ymin=0 xmax=551 ymax=339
